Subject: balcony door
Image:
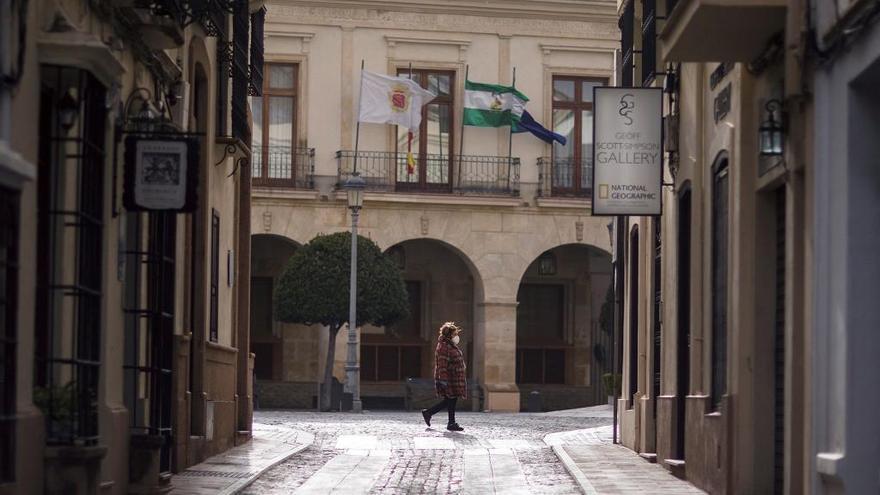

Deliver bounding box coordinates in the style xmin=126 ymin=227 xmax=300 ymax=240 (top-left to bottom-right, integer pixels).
xmin=551 ymin=76 xmax=604 ymax=196
xmin=252 ymin=63 xmax=298 ymax=186
xmin=395 ymin=69 xmax=453 ymax=192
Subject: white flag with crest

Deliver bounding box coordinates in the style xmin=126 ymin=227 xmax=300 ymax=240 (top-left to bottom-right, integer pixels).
xmin=357 ymin=70 xmax=436 ymax=132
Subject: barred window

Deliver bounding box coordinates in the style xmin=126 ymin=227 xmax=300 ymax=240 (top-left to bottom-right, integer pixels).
xmin=35 ymin=66 xmax=107 ymax=445
xmin=642 ymin=0 xmax=658 ymax=85
xmin=620 ymin=1 xmax=635 ymax=88
xmin=210 ymin=210 xmax=220 ymax=343
xmin=123 ymin=212 xmax=176 ymax=473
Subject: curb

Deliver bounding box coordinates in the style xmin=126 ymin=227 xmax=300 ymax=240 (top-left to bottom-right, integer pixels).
xmin=551 ymin=444 xmax=598 ymax=495
xmin=217 ymin=426 xmax=315 ymax=495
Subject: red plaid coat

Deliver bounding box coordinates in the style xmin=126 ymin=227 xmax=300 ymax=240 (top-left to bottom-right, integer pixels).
xmin=434 ymin=337 xmax=467 ymax=398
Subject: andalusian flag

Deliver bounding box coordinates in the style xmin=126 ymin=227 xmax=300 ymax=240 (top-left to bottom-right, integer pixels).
xmin=463 ymin=80 xmax=529 ymax=127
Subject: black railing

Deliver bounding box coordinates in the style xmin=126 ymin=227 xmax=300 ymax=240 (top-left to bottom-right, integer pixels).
xmin=537 ymin=157 xmax=593 ymax=198
xmin=336 ymin=151 xmax=520 ymax=196
xmin=231 ymin=0 xmax=250 ymax=144
xmin=253 ymin=147 xmax=316 ymax=189
xmin=249 ymin=7 xmax=266 ymax=97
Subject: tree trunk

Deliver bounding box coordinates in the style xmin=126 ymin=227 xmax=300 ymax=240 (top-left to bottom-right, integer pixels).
xmin=321 ymin=324 xmax=341 ymax=411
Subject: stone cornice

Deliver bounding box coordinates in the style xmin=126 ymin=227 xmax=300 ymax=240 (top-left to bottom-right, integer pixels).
xmin=539 ymin=42 xmax=617 ymax=55
xmin=269 ymin=0 xmax=616 ymax=22
xmin=266 ymin=2 xmax=619 ymax=39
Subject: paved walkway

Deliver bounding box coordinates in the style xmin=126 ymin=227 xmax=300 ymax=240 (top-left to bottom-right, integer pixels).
xmin=545 ymin=424 xmax=706 ymax=494
xmin=246 ymin=410 xmax=609 ymax=494
xmin=169 ymin=422 xmax=314 ymax=495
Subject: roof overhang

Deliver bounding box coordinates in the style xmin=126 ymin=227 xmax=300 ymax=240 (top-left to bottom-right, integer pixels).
xmin=660 ymin=0 xmax=786 ymax=62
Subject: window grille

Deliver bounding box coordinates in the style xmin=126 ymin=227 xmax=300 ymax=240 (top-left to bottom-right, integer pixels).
xmin=210 ymin=210 xmax=220 ymax=343
xmin=232 ymin=0 xmax=250 ymax=144
xmin=620 ymin=1 xmax=635 ymax=88
xmin=0 ymin=186 xmax=20 ymax=482
xmin=35 ymin=66 xmax=107 ymax=445
xmin=642 ymin=0 xmax=657 ymax=85
xmin=249 ymin=7 xmax=266 ymax=97
xmin=215 ymin=8 xmax=230 ymax=137
xmin=123 ymin=212 xmax=176 ymax=473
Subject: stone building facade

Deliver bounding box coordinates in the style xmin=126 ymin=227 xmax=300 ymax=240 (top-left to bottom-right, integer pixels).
xmin=0 ymin=1 xmax=262 ymax=494
xmin=612 ymin=0 xmax=878 ymax=494
xmin=250 ymin=0 xmax=620 ymax=413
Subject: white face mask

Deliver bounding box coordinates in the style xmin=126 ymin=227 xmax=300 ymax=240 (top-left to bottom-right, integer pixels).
xmin=452 ymin=335 xmax=460 ymax=345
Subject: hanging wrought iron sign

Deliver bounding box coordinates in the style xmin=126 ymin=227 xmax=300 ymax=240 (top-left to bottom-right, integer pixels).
xmin=123 ymin=135 xmax=199 ymax=212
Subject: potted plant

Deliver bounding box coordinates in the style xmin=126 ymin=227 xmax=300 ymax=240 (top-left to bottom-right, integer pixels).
xmin=602 ymin=373 xmax=621 ymax=407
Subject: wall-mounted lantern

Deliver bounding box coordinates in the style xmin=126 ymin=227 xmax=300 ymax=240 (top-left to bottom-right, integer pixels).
xmin=759 ymin=99 xmax=785 ymax=157
xmin=58 ymin=90 xmax=79 ymax=134
xmin=538 ymin=251 xmax=557 ymax=276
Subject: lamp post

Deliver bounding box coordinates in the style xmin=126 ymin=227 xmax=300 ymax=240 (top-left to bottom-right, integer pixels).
xmin=344 ymin=172 xmax=366 ymax=413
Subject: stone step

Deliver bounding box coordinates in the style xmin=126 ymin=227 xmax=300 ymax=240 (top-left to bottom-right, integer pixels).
xmin=664 ymin=458 xmax=687 ymax=479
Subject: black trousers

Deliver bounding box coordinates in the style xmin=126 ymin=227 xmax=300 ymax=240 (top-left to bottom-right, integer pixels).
xmin=425 ymin=397 xmax=457 ymax=425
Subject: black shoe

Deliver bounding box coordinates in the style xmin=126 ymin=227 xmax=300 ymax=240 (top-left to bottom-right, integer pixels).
xmin=421 ymin=409 xmax=431 ymax=427
xmin=446 ymin=423 xmax=464 ymax=432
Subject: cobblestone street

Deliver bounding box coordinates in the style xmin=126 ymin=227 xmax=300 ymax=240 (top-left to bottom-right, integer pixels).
xmin=243 ymin=409 xmax=611 ymax=494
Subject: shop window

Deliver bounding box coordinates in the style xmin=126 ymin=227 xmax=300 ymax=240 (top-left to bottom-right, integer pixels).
xmin=35 ymin=66 xmax=107 ymax=445
xmin=629 ymin=226 xmax=640 ymax=407
xmin=711 ymin=157 xmax=730 ymax=409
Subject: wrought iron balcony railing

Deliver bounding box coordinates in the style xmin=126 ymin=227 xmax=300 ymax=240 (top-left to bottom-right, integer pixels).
xmin=537 ymin=157 xmax=593 ymax=198
xmin=252 ymin=147 xmax=316 ymax=189
xmin=336 ymin=151 xmax=520 ymax=196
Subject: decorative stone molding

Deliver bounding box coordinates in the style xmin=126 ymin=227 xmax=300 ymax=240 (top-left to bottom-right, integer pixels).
xmin=385 ymin=35 xmax=470 ymax=62
xmin=265 ymin=28 xmax=315 ymax=53
xmin=38 ymin=31 xmax=127 ymax=87
xmin=262 ymin=210 xmax=272 ymax=232
xmin=539 ymin=42 xmax=617 ymax=56
xmin=420 ymin=215 xmax=429 ymax=235
xmin=268 ymin=6 xmax=618 ymax=39
xmin=576 ymin=220 xmax=584 ymax=242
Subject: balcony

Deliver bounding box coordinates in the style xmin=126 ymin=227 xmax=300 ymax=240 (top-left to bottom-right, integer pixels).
xmin=537 ymin=157 xmax=593 ymax=199
xmin=252 ymin=147 xmax=315 ymax=189
xmin=336 ymin=151 xmax=520 ymax=196
xmin=661 ymin=0 xmax=786 ymax=62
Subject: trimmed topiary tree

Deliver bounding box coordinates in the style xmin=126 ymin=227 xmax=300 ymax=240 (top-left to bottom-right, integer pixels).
xmin=274 ymin=232 xmax=409 ymax=411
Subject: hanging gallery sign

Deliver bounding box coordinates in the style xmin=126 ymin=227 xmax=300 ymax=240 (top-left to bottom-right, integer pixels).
xmin=591 ymin=87 xmax=663 ymax=216
xmin=123 ymin=136 xmax=199 ymax=212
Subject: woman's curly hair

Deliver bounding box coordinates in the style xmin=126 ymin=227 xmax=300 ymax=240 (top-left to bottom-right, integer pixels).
xmin=438 ymin=321 xmax=462 ymax=338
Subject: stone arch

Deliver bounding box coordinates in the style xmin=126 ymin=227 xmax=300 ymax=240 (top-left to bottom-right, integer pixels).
xmin=514 ymin=243 xmax=613 ymax=410
xmin=250 ymin=233 xmax=311 ymax=408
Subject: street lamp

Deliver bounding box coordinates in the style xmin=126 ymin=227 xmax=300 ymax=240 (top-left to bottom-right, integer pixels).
xmin=759 ymin=99 xmax=784 ymax=157
xmin=344 ymin=172 xmax=366 ymax=413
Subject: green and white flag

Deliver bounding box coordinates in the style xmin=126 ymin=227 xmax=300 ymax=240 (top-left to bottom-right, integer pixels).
xmin=463 ymin=80 xmax=529 ymax=127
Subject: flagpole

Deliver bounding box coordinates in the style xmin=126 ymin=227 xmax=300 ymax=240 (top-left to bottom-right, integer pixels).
xmin=353 ymin=59 xmax=364 ymax=174
xmin=507 ymin=66 xmax=516 ymax=192
xmin=457 ymin=64 xmax=468 ymax=188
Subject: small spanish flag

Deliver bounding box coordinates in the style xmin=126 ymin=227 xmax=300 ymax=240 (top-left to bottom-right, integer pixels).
xmin=406 ymin=131 xmax=415 ymax=175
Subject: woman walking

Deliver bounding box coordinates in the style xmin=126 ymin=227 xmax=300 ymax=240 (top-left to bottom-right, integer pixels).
xmin=421 ymin=322 xmax=466 ymax=431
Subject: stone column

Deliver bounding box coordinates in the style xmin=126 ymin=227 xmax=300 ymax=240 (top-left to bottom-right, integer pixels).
xmin=475 ymin=300 xmax=519 ymax=412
